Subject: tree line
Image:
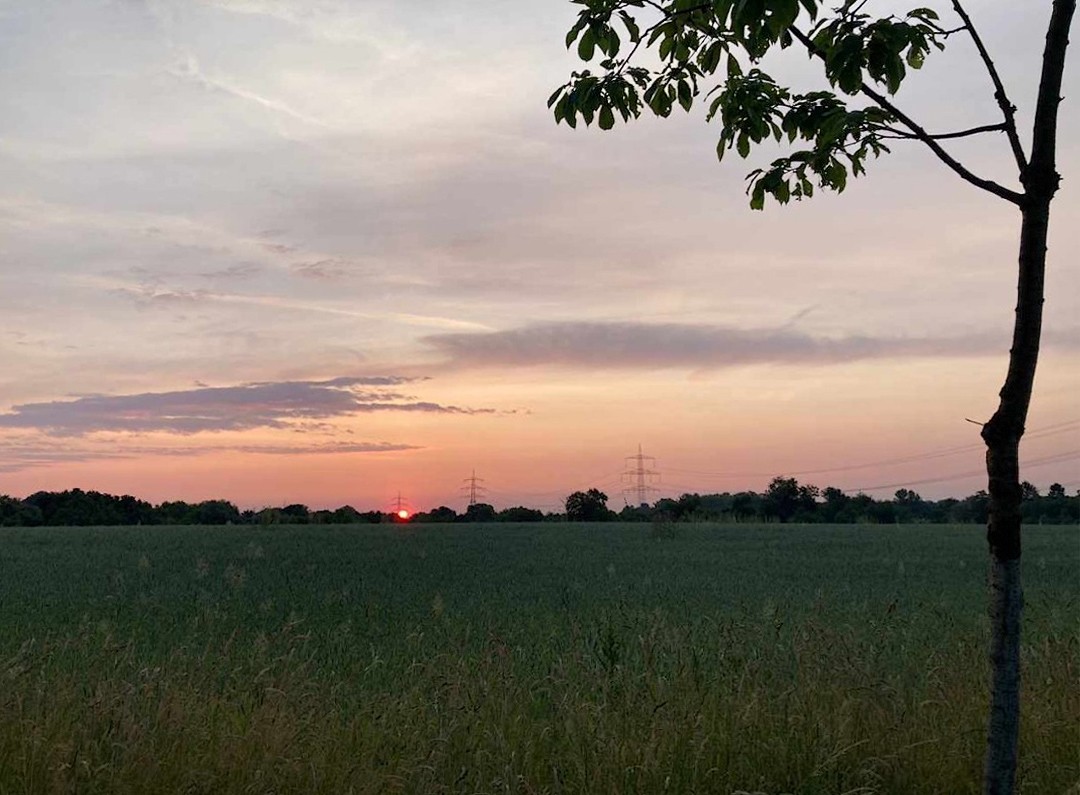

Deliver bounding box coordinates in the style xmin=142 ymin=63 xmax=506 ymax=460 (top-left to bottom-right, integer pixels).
xmin=0 ymin=477 xmax=1075 ymax=527
xmin=569 ymin=478 xmax=1078 ymax=525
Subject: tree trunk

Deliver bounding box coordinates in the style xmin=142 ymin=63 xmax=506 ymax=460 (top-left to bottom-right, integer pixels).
xmin=981 ymin=3 xmax=1074 ymax=790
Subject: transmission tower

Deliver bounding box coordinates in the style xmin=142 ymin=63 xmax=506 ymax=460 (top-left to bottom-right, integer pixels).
xmin=622 ymin=444 xmax=660 ymax=507
xmin=460 ymin=469 xmax=487 ymax=506
xmin=390 ymin=491 xmax=410 ymax=515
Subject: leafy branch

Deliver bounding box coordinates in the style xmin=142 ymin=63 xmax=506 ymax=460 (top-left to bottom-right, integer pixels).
xmin=550 ymin=0 xmax=1027 ymax=208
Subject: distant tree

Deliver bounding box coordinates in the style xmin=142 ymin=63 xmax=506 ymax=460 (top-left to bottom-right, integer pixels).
xmin=498 ymin=506 xmax=545 ymax=522
xmin=158 ymin=500 xmax=197 ymax=525
xmin=763 ymin=477 xmax=801 ymax=523
xmin=553 ymin=1 xmax=1075 ymax=787
xmin=194 ymin=499 xmax=240 ymax=525
xmin=730 ymin=490 xmax=762 ymax=521
xmin=420 ymin=505 xmax=459 ymax=523
xmin=330 ymin=505 xmax=362 ymax=524
xmin=565 ymin=488 xmax=614 ymax=521
xmin=0 ymin=496 xmax=40 ymax=527
xmin=893 ymin=488 xmax=929 ymax=523
xmin=894 ymin=488 xmax=921 ymax=504
xmin=953 ymin=490 xmax=991 ymax=525
xmin=255 ymin=507 xmax=282 ymax=525
xmin=819 ymin=487 xmax=850 ymax=523
xmin=676 ymin=492 xmax=703 ymax=519
xmin=868 ymin=499 xmax=897 ymax=524
xmin=1047 ymin=482 xmax=1066 ymax=499
xmin=1020 ymin=481 xmax=1041 ymax=500
xmin=280 ymin=504 xmax=311 ymax=524
xmin=461 ymin=503 xmax=497 ymax=523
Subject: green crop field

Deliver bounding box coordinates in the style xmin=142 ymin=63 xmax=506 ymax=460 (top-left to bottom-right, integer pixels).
xmin=0 ymin=523 xmax=1075 ymax=794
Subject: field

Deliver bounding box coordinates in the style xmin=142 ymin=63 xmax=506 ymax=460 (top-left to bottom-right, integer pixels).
xmin=0 ymin=523 xmax=1076 ymax=794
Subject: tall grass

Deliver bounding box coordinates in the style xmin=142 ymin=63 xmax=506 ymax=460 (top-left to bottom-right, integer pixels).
xmin=0 ymin=524 xmax=1076 ymax=793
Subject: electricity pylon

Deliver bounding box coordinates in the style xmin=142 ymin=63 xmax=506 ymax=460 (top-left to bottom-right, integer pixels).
xmin=460 ymin=470 xmax=487 ymax=506
xmin=622 ymin=444 xmax=660 ymax=507
xmin=391 ymin=491 xmax=409 ymax=515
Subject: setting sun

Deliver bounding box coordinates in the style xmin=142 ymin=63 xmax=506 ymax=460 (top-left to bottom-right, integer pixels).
xmin=397 ymin=509 xmax=410 ymax=520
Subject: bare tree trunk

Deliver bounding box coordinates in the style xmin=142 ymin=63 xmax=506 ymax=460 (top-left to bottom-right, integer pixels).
xmin=981 ymin=3 xmax=1074 ymax=791
xmin=981 ymin=196 xmax=1050 ymax=795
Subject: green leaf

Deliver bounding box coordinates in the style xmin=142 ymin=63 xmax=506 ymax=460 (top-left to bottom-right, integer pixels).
xmin=578 ymin=29 xmax=596 ymax=61
xmin=677 ymin=79 xmax=693 ymax=112
xmin=565 ymin=20 xmax=584 ymax=49
xmin=618 ymin=10 xmax=640 ymax=43
xmin=750 ymin=181 xmax=766 ymax=210
xmin=604 ymin=29 xmax=621 ymax=58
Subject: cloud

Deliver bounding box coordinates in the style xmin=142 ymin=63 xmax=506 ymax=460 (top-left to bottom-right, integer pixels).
xmin=112 ymin=286 xmax=216 ymax=307
xmin=201 ymin=262 xmax=264 ymax=281
xmin=0 ymin=376 xmax=493 ymax=436
xmin=423 ymin=322 xmax=1080 ymax=371
xmin=292 ymin=259 xmax=348 ymax=280
xmin=169 ymin=53 xmax=332 ymax=130
xmin=0 ymin=438 xmax=420 ymax=474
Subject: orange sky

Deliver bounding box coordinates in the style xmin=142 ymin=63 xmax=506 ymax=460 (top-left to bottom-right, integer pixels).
xmin=0 ymin=1 xmax=1077 ymax=511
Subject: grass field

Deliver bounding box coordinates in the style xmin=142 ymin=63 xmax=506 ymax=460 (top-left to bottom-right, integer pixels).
xmin=0 ymin=523 xmax=1076 ymax=794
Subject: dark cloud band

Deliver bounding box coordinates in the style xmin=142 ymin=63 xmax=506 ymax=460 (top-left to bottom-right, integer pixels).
xmin=0 ymin=439 xmax=421 ymax=473
xmin=0 ymin=376 xmax=491 ymax=436
xmin=424 ymin=321 xmax=1080 ymax=370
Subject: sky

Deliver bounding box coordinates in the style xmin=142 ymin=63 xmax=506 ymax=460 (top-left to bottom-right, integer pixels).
xmin=0 ymin=0 xmax=1077 ymax=512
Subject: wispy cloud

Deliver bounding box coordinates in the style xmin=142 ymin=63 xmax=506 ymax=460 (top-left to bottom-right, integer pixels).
xmin=169 ymin=53 xmax=332 ymax=129
xmin=0 ymin=376 xmax=494 ymax=436
xmin=292 ymin=259 xmax=349 ymax=280
xmin=112 ymin=286 xmax=216 ymax=307
xmin=0 ymin=437 xmax=420 ymax=474
xmin=424 ymin=321 xmax=1080 ymax=371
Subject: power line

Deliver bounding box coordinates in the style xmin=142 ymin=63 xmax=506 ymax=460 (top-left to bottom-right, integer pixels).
xmin=663 ymin=419 xmax=1078 ymax=479
xmin=848 ymin=450 xmax=1080 ymax=493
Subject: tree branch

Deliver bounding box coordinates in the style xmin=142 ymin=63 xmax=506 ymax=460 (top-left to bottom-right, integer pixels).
xmin=880 ymin=122 xmax=1007 ymax=141
xmin=951 ymin=1 xmax=1029 ymax=175
xmin=789 ymin=25 xmax=1025 ymax=206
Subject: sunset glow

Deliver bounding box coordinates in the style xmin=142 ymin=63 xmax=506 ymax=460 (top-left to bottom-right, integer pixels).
xmin=0 ymin=2 xmax=1077 ymax=512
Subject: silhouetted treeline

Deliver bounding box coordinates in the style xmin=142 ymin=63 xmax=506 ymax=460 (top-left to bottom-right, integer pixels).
xmin=608 ymin=477 xmax=1078 ymax=525
xmin=0 ymin=479 xmax=1075 ymax=527
xmin=0 ymin=490 xmax=554 ymax=527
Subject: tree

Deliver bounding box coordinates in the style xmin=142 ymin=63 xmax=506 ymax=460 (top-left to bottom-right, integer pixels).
xmin=565 ymin=488 xmax=614 ymax=521
xmin=551 ymin=2 xmax=1074 ymax=790
xmin=819 ymin=486 xmax=850 ymax=522
xmin=461 ymin=502 xmax=497 ymax=522
xmin=330 ymin=505 xmax=362 ymax=524
xmin=763 ymin=476 xmax=817 ymax=522
xmin=498 ymin=505 xmax=546 ymax=522
xmin=280 ymin=503 xmax=311 ymax=524
xmin=763 ymin=476 xmax=800 ymax=522
xmin=424 ymin=505 xmax=460 ymax=523
xmin=194 ymin=499 xmax=241 ymax=525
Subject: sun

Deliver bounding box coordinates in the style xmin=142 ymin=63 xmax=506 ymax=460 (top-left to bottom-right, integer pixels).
xmin=397 ymin=509 xmax=410 ymax=520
